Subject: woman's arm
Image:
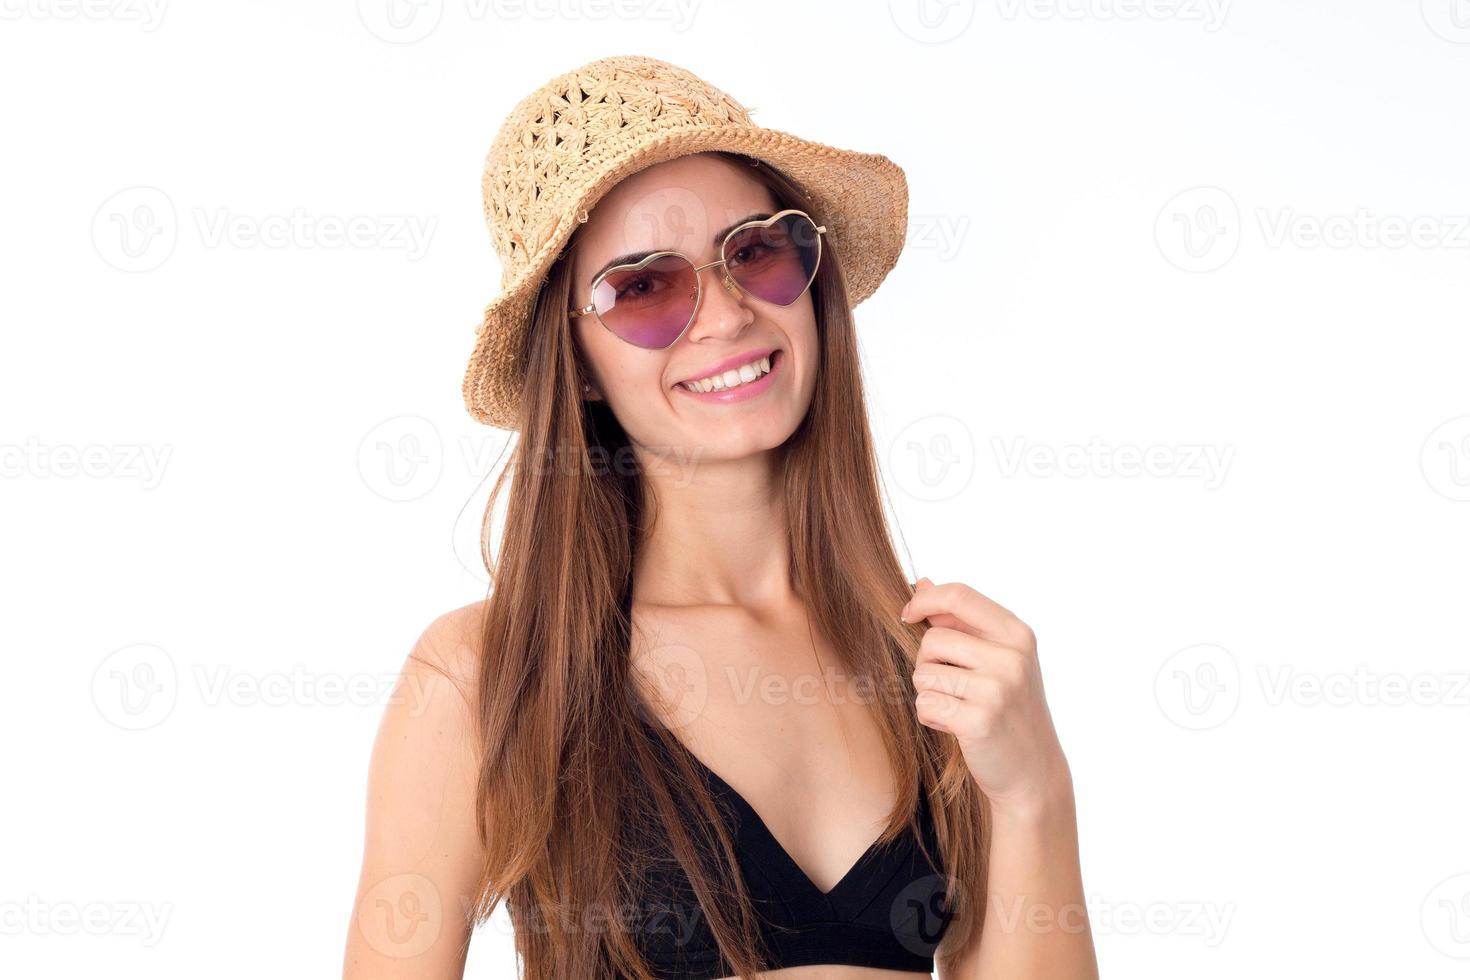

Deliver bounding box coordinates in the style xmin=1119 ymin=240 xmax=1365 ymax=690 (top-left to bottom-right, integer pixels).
xmin=903 ymin=579 xmax=1100 ymax=980
xmin=939 ymin=774 xmax=1097 ymax=979
xmin=343 ymin=603 xmax=488 ymax=980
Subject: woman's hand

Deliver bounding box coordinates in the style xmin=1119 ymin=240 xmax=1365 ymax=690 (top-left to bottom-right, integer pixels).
xmin=902 ymin=578 xmax=1072 ymax=819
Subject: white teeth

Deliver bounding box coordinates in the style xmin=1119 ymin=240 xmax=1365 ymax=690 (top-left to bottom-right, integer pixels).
xmin=682 ymin=354 xmax=775 ymax=393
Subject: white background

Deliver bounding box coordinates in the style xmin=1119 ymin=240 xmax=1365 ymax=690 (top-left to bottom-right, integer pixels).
xmin=2 ymin=1 xmax=1468 ymax=977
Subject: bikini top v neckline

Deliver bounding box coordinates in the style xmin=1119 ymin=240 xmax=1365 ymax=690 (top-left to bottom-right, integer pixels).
xmin=630 ymin=720 xmax=953 ymax=978
xmin=656 ymin=728 xmax=930 ymax=916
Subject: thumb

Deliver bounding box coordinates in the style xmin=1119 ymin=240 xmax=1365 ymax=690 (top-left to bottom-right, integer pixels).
xmin=900 ymin=577 xmax=934 ymax=623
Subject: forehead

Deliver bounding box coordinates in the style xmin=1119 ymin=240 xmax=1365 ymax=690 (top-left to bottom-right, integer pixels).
xmin=571 ymin=153 xmax=779 ymax=276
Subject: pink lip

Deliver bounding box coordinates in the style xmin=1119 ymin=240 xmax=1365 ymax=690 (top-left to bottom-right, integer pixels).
xmin=673 ymin=349 xmax=783 ymax=404
xmin=674 ymin=347 xmax=779 ymax=388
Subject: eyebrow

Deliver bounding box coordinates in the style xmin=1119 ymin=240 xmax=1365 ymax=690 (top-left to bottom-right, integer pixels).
xmin=590 ymin=212 xmax=772 ymax=282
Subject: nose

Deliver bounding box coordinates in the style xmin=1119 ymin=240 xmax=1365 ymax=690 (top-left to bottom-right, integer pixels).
xmin=685 ymin=261 xmax=754 ymax=344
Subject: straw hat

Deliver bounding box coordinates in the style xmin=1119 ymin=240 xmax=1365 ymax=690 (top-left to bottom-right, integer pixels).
xmin=462 ymin=54 xmax=909 ymax=430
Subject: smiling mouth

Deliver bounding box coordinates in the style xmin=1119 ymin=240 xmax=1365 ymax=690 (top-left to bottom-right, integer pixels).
xmin=677 ymin=351 xmax=781 ymax=393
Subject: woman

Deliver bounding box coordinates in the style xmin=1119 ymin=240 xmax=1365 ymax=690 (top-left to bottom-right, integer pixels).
xmin=344 ymin=56 xmax=1098 ymax=980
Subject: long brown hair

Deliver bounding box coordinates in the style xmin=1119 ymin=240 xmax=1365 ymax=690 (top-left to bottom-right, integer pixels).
xmin=467 ymin=152 xmax=989 ymax=979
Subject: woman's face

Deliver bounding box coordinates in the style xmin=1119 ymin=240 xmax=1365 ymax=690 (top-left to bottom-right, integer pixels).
xmin=569 ymin=153 xmax=819 ymax=463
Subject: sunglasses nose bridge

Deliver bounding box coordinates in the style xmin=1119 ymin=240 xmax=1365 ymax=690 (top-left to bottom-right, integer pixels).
xmin=677 ymin=256 xmax=749 ymax=347
xmin=691 ymin=256 xmax=743 ymax=299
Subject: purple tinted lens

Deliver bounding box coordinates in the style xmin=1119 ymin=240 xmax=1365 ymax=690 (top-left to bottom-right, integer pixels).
xmin=592 ymin=254 xmax=697 ymax=349
xmin=724 ymin=214 xmax=821 ymax=306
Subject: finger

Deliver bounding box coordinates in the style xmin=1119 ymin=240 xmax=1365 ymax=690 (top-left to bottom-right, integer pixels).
xmin=910 ymin=608 xmax=974 ymax=637
xmin=914 ymin=626 xmax=982 ymax=668
xmin=914 ymin=627 xmax=1018 ymax=670
xmin=914 ymin=689 xmax=967 ymax=732
xmin=902 ymin=582 xmax=1029 ymax=646
xmin=902 ymin=580 xmax=1015 ymax=629
xmin=911 ymin=662 xmax=976 ymax=700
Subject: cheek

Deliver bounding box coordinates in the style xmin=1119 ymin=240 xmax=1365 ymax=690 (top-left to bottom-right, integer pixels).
xmin=785 ymin=307 xmax=821 ymax=393
xmin=603 ymin=359 xmax=666 ymax=407
xmin=574 ymin=322 xmax=668 ymax=410
xmin=573 ymin=320 xmax=622 ymax=389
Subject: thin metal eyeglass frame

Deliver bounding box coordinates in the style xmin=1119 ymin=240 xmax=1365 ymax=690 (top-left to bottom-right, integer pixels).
xmin=567 ymin=208 xmax=827 ymax=351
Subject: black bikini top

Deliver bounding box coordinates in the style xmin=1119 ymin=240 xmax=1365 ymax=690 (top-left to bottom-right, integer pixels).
xmin=629 ymin=724 xmax=954 ymax=979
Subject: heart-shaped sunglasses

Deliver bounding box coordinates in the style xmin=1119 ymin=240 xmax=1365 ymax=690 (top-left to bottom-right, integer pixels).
xmin=569 ymin=209 xmax=826 ymax=350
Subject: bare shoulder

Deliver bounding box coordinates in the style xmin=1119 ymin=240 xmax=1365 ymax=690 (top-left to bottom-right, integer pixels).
xmin=404 ymin=598 xmax=489 ymax=701
xmin=343 ymin=599 xmax=491 ymax=977
xmin=370 ymin=597 xmax=491 ymax=798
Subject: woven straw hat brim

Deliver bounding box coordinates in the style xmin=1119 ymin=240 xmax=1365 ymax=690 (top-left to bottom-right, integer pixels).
xmin=462 ymin=123 xmax=908 ymax=431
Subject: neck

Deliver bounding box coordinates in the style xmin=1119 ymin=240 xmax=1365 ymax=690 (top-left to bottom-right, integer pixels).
xmin=631 ymin=445 xmax=796 ymax=611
